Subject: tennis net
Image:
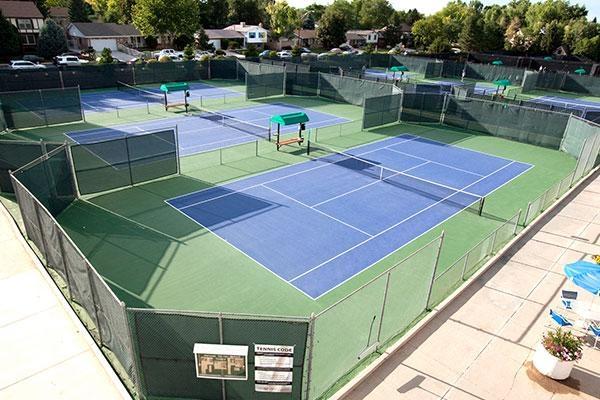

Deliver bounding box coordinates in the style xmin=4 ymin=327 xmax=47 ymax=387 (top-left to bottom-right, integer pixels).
xmin=306 ymin=141 xmax=486 ymax=215
xmin=117 ymin=81 xmax=164 ymax=104
xmin=192 ymin=106 xmax=270 ymax=140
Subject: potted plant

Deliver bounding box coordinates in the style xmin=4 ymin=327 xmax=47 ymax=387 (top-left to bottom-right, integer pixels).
xmin=533 ymin=328 xmax=583 ymax=380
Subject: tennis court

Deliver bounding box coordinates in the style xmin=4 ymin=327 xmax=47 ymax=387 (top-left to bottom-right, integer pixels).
xmin=67 ymin=102 xmax=349 ymax=154
xmin=528 ymin=95 xmax=600 ymax=111
xmin=166 ymin=134 xmax=532 ymax=298
xmin=80 ymin=81 xmax=241 ymax=113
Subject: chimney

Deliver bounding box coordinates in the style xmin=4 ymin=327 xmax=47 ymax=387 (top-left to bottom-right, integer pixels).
xmin=240 ymin=22 xmax=245 ymax=28
xmin=259 ymin=22 xmax=263 ymax=28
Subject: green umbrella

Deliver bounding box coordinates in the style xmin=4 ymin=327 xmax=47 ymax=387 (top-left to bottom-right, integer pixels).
xmin=574 ymin=68 xmax=587 ymax=75
xmin=493 ymin=79 xmax=511 ymax=87
xmin=543 ymin=56 xmax=553 ymax=61
xmin=390 ymin=65 xmax=409 ymax=72
xmin=491 ymin=60 xmax=504 ymax=66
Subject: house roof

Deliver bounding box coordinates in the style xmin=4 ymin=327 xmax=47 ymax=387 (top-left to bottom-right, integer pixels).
xmin=49 ymin=7 xmax=68 ymax=17
xmin=295 ymin=29 xmax=316 ymax=39
xmin=224 ymin=23 xmax=267 ymax=33
xmin=204 ymin=29 xmax=244 ymax=40
xmin=69 ymin=22 xmax=141 ymax=38
xmin=0 ymin=1 xmax=43 ymax=19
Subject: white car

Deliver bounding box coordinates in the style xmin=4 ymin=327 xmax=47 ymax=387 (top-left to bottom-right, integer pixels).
xmin=55 ymin=55 xmax=88 ymax=66
xmin=155 ymin=49 xmax=178 ymax=59
xmin=194 ymin=50 xmax=213 ymax=60
xmin=9 ymin=60 xmax=46 ymax=69
xmin=277 ymin=50 xmax=293 ymax=59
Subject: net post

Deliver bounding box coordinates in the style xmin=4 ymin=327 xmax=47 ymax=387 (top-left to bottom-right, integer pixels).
xmin=255 ymin=140 xmax=258 ymax=156
xmin=146 ymin=99 xmax=150 ymax=115
xmin=124 ymin=135 xmax=135 ymax=187
xmin=426 ymin=231 xmax=445 ymax=311
xmin=116 ymin=106 xmax=120 ymax=118
xmin=478 ymin=196 xmax=485 ymax=216
xmin=174 ymin=125 xmax=181 ymax=175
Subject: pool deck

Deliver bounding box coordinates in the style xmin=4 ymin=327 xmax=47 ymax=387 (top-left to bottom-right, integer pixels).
xmin=338 ymin=170 xmax=600 ymax=400
xmin=0 ymin=204 xmax=130 ymax=399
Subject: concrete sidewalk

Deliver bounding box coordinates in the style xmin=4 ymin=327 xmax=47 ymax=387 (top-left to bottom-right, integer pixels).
xmin=341 ymin=172 xmax=600 ymax=400
xmin=0 ymin=202 xmax=131 ymax=399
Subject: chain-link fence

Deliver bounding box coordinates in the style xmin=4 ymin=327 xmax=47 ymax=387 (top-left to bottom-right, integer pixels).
xmin=0 ymin=140 xmax=61 ymax=193
xmin=0 ymin=87 xmax=84 ymax=129
xmin=317 ymin=73 xmax=398 ymax=106
xmin=362 ymin=93 xmax=402 ymax=129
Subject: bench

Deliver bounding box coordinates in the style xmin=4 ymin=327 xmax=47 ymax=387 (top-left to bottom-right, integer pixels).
xmin=277 ymin=137 xmax=304 ymax=150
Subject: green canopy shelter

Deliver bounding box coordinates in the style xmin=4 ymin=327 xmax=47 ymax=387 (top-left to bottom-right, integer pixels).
xmin=160 ymin=82 xmax=190 ymax=112
xmin=491 ymin=60 xmax=504 ymax=66
xmin=269 ymin=112 xmax=309 ymax=150
xmin=574 ymin=68 xmax=587 ymax=76
xmin=389 ymin=65 xmax=409 ymax=81
xmin=492 ymin=79 xmax=511 ymax=95
xmin=543 ymin=56 xmax=553 ymax=61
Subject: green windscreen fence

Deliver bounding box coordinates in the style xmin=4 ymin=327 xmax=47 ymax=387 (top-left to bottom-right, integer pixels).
xmin=444 ymin=97 xmax=570 ymax=148
xmin=132 ymin=61 xmax=209 ymax=85
xmin=0 ymin=69 xmax=63 ymax=91
xmin=62 ymin=64 xmax=135 ymax=89
xmin=70 ymin=129 xmax=178 ymax=195
xmin=534 ymin=71 xmax=566 ymax=91
xmin=318 ymin=73 xmax=396 ymax=106
xmin=0 ymin=87 xmax=83 ymax=129
xmin=521 ymin=71 xmax=538 ymax=93
xmin=11 ymin=144 xmax=76 ymax=216
xmin=0 ymin=98 xmax=6 ymax=132
xmin=129 ymin=309 xmax=308 ymax=400
xmin=561 ymin=115 xmax=600 ymax=159
xmin=400 ymin=93 xmax=445 ymax=123
xmin=424 ymin=61 xmax=444 ymax=78
xmin=363 ymin=94 xmax=402 ymax=129
xmin=562 ymin=74 xmax=600 ymax=97
xmin=0 ymin=140 xmax=62 ymax=193
xmin=286 ymin=72 xmax=318 ymax=96
xmin=246 ymin=73 xmax=285 ymax=99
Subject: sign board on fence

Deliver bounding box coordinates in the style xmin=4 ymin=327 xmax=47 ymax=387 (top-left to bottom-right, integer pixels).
xmin=193 ymin=343 xmax=248 ymax=380
xmin=254 ymin=344 xmax=294 ymax=393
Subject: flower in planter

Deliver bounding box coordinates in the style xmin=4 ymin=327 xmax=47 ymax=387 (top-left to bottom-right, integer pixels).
xmin=541 ymin=328 xmax=583 ymax=362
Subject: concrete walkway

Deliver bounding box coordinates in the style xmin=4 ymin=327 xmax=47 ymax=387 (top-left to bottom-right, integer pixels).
xmin=342 ymin=172 xmax=600 ymax=400
xmin=0 ymin=203 xmax=131 ymax=399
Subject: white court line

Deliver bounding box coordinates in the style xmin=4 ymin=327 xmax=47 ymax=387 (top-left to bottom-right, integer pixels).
xmin=384 ymin=147 xmax=486 ymax=177
xmin=288 ymin=160 xmax=517 ymax=284
xmin=310 ymin=161 xmax=429 ymax=208
xmin=175 ymin=136 xmax=422 ymax=209
xmin=261 ymin=185 xmax=373 ymax=237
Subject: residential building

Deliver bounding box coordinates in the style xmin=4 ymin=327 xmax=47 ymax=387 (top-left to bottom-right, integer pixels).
xmin=293 ymin=29 xmax=320 ymax=49
xmin=223 ymin=22 xmax=268 ymax=48
xmin=48 ymin=7 xmax=69 ymax=29
xmin=345 ymin=30 xmax=380 ymax=48
xmin=67 ymin=22 xmax=145 ymax=52
xmin=204 ymin=29 xmax=244 ymax=50
xmin=0 ymin=0 xmax=45 ymax=52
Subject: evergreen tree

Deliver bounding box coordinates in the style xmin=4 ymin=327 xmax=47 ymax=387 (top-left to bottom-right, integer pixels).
xmin=196 ymin=27 xmax=211 ymax=50
xmin=0 ymin=11 xmax=21 ymax=57
xmin=317 ymin=8 xmax=347 ymax=49
xmin=459 ymin=13 xmax=483 ymax=52
xmin=35 ymin=0 xmax=50 ymax=18
xmin=183 ymin=44 xmax=195 ymax=60
xmin=69 ymin=0 xmax=90 ymax=22
xmin=37 ymin=19 xmax=68 ymax=59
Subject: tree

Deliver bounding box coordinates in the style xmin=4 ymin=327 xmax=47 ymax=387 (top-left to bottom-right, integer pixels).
xmin=227 ymin=0 xmax=263 ymax=26
xmin=266 ymin=0 xmax=300 ymax=39
xmin=35 ymin=0 xmax=50 ymax=18
xmin=302 ymin=14 xmax=315 ymax=30
xmin=98 ymin=47 xmax=114 ymax=63
xmin=459 ymin=12 xmax=483 ymax=52
xmin=69 ymin=0 xmax=90 ymax=22
xmin=196 ymin=27 xmax=211 ymax=50
xmin=37 ymin=19 xmax=67 ymax=59
xmin=383 ymin=24 xmax=403 ymax=48
xmin=198 ymin=0 xmax=229 ymax=28
xmin=327 ymin=0 xmax=357 ymax=30
xmin=133 ymin=0 xmax=200 ymax=38
xmin=317 ymin=8 xmax=347 ymax=49
xmin=303 ymin=3 xmax=325 ymax=27
xmin=104 ymin=0 xmax=136 ymax=23
xmin=183 ymin=44 xmax=195 ymax=60
xmin=0 ymin=11 xmax=21 ymax=57
xmin=357 ymin=0 xmax=393 ymax=29
xmin=245 ymin=44 xmax=259 ymax=56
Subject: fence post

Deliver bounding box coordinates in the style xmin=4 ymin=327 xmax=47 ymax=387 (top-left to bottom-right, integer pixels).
xmin=523 ymin=201 xmax=532 ymax=227
xmin=303 ymin=313 xmax=316 ymax=400
xmin=65 ymin=144 xmax=81 ymax=198
xmin=514 ymin=209 xmax=522 ymax=235
xmin=460 ymin=253 xmax=469 ymax=281
xmin=218 ymin=313 xmax=226 ymax=400
xmin=77 ymin=86 xmax=86 ymax=123
xmin=426 ymin=232 xmax=445 ymax=310
xmin=56 ymin=227 xmax=74 ymax=301
xmin=375 ymin=272 xmax=392 ymax=343
xmin=440 ymin=93 xmax=449 ymax=125
xmin=208 ymin=58 xmax=212 ymax=80
xmin=39 ymin=89 xmax=49 ymax=127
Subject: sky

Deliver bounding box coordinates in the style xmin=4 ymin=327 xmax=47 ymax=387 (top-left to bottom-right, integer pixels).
xmin=287 ymin=0 xmax=600 ymax=20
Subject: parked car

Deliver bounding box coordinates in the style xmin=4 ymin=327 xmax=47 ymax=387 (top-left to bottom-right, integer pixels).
xmin=329 ymin=48 xmax=343 ymax=54
xmin=301 ymin=52 xmax=318 ymax=61
xmin=277 ymin=50 xmax=293 ymax=59
xmin=298 ymin=47 xmax=312 ymax=54
xmin=194 ymin=50 xmax=213 ymax=60
xmin=259 ymin=50 xmax=271 ymax=57
xmin=154 ymin=49 xmax=178 ymax=59
xmin=9 ymin=60 xmax=46 ymax=70
xmin=54 ymin=55 xmax=89 ymax=66
xmin=22 ymin=54 xmax=44 ymax=63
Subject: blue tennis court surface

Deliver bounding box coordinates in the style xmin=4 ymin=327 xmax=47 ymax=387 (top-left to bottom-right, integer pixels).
xmin=166 ymin=134 xmax=533 ymax=299
xmin=528 ymin=95 xmax=600 ymax=110
xmin=67 ymin=102 xmax=349 ymax=155
xmin=81 ymin=82 xmax=241 ymax=113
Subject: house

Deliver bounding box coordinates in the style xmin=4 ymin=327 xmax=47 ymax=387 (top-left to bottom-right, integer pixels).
xmin=67 ymin=22 xmax=144 ymax=52
xmin=378 ymin=23 xmax=413 ymax=48
xmin=293 ymin=29 xmax=320 ymax=49
xmin=0 ymin=0 xmax=45 ymax=52
xmin=204 ymin=29 xmax=244 ymax=50
xmin=345 ymin=30 xmax=380 ymax=48
xmin=223 ymin=22 xmax=268 ymax=48
xmin=48 ymin=7 xmax=69 ymax=29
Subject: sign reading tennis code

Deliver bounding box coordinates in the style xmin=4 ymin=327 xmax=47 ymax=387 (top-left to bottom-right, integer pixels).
xmin=254 ymin=344 xmax=294 ymax=393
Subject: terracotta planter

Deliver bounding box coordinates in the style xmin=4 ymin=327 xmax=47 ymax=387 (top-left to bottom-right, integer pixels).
xmin=532 ymin=343 xmax=574 ymax=380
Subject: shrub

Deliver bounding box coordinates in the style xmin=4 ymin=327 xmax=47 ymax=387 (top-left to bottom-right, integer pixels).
xmin=269 ymin=50 xmax=278 ymax=58
xmin=183 ymin=44 xmax=195 ymax=61
xmin=158 ymin=55 xmax=171 ymax=62
xmin=291 ymin=46 xmax=301 ymax=56
xmin=145 ymin=35 xmax=158 ymax=49
xmin=245 ymin=44 xmax=259 ymax=57
xmin=98 ymin=47 xmax=114 ymax=64
xmin=541 ymin=329 xmax=583 ymax=362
